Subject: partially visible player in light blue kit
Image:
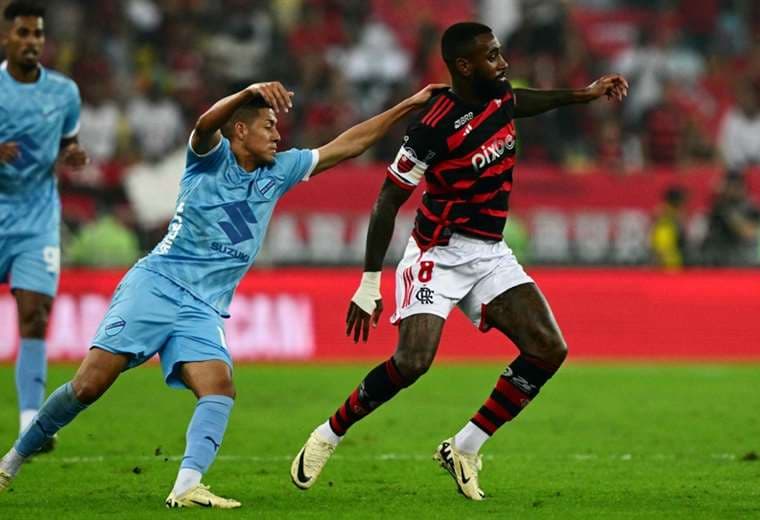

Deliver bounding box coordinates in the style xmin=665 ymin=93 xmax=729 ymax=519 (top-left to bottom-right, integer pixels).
xmin=0 ymin=70 xmax=445 ymax=507
xmin=0 ymin=2 xmax=87 ymax=441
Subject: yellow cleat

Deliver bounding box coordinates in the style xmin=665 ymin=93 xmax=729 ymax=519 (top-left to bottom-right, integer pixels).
xmin=0 ymin=469 xmax=12 ymax=494
xmin=164 ymin=484 xmax=241 ymax=509
xmin=433 ymin=438 xmax=485 ymax=500
xmin=290 ymin=430 xmax=337 ymax=490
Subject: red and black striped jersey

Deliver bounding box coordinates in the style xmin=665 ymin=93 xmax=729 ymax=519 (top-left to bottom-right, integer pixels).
xmin=387 ymin=84 xmax=517 ymax=250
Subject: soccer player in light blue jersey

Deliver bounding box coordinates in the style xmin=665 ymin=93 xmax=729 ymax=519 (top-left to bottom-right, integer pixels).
xmin=0 ymin=1 xmax=88 ymax=444
xmin=0 ymin=71 xmax=445 ymax=506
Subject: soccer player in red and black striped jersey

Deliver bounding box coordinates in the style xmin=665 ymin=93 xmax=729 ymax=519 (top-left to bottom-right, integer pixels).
xmin=291 ymin=22 xmax=628 ymax=499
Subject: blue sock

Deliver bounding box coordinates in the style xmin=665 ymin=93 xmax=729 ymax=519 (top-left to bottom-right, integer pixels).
xmin=180 ymin=395 xmax=234 ymax=474
xmin=15 ymin=338 xmax=47 ymax=412
xmin=15 ymin=382 xmax=88 ymax=457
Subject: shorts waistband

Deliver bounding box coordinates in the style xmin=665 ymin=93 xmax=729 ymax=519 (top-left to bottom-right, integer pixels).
xmin=449 ymin=233 xmax=501 ymax=247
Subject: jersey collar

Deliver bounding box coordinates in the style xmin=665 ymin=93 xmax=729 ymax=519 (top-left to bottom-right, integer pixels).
xmin=0 ymin=60 xmax=46 ymax=85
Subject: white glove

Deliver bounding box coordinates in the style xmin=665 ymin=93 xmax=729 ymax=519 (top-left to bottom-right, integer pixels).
xmin=351 ymin=272 xmax=381 ymax=314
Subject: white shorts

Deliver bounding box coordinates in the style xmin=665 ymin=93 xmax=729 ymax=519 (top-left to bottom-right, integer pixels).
xmin=390 ymin=234 xmax=534 ymax=331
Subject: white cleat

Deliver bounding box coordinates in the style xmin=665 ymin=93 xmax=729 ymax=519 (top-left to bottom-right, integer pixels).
xmin=165 ymin=484 xmax=241 ymax=509
xmin=433 ymin=438 xmax=485 ymax=500
xmin=290 ymin=430 xmax=337 ymax=490
xmin=0 ymin=469 xmax=13 ymax=494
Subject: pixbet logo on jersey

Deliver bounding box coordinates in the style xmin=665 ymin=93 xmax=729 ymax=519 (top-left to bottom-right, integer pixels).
xmin=471 ymin=134 xmax=516 ymax=172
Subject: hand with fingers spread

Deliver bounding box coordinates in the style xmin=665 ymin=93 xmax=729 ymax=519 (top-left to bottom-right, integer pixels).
xmin=585 ymin=74 xmax=629 ymax=102
xmin=0 ymin=142 xmax=20 ymax=163
xmin=346 ymin=272 xmax=383 ymax=343
xmin=246 ymin=82 xmax=294 ymax=113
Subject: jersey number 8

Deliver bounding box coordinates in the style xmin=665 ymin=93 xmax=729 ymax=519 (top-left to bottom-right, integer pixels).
xmin=418 ymin=260 xmax=435 ymax=283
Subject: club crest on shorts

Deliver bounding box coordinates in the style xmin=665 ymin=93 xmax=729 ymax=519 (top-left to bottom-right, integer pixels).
xmin=415 ymin=286 xmax=435 ymax=305
xmin=104 ymin=315 xmax=126 ymax=336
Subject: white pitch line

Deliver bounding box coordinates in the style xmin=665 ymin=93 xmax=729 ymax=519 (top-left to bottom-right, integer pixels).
xmin=711 ymin=453 xmax=737 ymax=460
xmin=28 ymin=452 xmax=741 ymax=464
xmin=33 ymin=454 xmax=440 ymax=464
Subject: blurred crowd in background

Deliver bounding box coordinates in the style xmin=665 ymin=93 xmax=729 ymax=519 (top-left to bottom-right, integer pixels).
xmin=2 ymin=0 xmax=759 ymax=266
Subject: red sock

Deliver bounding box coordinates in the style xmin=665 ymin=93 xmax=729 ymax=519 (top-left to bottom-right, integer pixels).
xmin=329 ymin=357 xmax=409 ymax=436
xmin=471 ymin=355 xmax=559 ymax=435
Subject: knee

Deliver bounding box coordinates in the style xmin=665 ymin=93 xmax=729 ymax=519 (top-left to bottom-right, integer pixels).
xmin=540 ymin=330 xmax=568 ymax=366
xmin=72 ymin=378 xmax=105 ymax=405
xmin=524 ymin=327 xmax=568 ymax=367
xmin=393 ymin=353 xmax=433 ymax=382
xmin=19 ymin=304 xmax=50 ymax=338
xmin=552 ymin=336 xmax=569 ymax=365
xmin=218 ymin=381 xmax=236 ymax=400
xmin=196 ymin=380 xmax=236 ymax=400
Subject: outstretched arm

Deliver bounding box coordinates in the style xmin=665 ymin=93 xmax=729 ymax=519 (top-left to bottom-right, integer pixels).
xmin=513 ymin=74 xmax=628 ymax=118
xmin=346 ymin=179 xmax=414 ymax=342
xmin=191 ymin=82 xmax=294 ymax=154
xmin=311 ymin=84 xmax=448 ymax=177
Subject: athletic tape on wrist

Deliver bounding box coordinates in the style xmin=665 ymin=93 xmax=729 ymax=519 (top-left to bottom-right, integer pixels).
xmin=351 ymin=272 xmax=381 ymax=314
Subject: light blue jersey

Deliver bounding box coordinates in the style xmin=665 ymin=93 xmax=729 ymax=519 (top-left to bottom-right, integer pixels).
xmin=137 ymin=136 xmax=318 ymax=317
xmin=0 ymin=61 xmax=80 ymax=237
xmin=0 ymin=62 xmax=80 ymax=296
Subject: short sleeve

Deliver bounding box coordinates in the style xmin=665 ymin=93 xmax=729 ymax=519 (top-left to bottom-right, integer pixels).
xmin=274 ymin=148 xmax=319 ymax=196
xmin=62 ymin=81 xmax=81 ymax=139
xmin=185 ymin=132 xmax=230 ymax=175
xmin=386 ymin=121 xmax=444 ymax=191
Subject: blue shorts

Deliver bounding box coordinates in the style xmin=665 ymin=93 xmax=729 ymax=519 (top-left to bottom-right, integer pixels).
xmin=0 ymin=231 xmax=60 ymax=297
xmin=92 ymin=266 xmax=233 ymax=389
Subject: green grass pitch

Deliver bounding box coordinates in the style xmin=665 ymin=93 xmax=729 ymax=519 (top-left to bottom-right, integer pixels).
xmin=1 ymin=363 xmax=759 ymax=519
